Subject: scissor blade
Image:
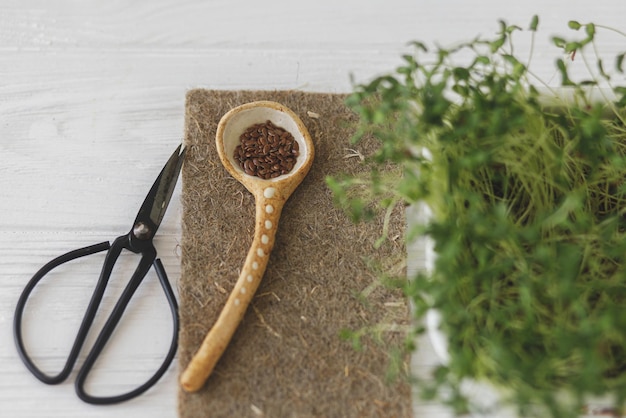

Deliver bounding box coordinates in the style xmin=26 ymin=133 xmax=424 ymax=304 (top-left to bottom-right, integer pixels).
xmin=133 ymin=144 xmax=185 ymax=237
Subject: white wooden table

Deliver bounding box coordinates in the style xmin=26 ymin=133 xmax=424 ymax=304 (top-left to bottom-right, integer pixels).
xmin=1 ymin=2 xmax=623 ymax=417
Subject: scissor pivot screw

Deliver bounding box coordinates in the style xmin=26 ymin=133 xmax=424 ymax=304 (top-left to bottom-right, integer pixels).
xmin=133 ymin=222 xmax=152 ymax=240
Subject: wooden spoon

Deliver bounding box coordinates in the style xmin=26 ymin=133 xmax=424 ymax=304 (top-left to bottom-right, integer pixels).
xmin=180 ymin=101 xmax=315 ymax=392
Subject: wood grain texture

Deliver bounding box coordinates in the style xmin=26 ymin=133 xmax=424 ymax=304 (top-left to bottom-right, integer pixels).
xmin=1 ymin=1 xmax=624 ymax=417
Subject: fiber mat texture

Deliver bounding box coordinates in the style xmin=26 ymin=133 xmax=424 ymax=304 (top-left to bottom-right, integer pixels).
xmin=179 ymin=90 xmax=411 ymax=418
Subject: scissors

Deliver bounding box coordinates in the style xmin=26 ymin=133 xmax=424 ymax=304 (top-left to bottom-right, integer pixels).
xmin=13 ymin=144 xmax=185 ymax=405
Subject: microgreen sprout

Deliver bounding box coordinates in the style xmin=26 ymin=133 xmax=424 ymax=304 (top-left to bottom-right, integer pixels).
xmin=329 ymin=16 xmax=626 ymax=417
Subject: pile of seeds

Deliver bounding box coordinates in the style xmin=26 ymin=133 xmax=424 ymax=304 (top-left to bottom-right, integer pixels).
xmin=234 ymin=120 xmax=299 ymax=179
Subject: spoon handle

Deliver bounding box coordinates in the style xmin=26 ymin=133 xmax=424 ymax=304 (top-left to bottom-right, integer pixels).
xmin=180 ymin=189 xmax=284 ymax=392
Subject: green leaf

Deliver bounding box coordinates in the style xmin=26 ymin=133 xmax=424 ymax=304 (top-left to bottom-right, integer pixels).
xmin=597 ymin=58 xmax=610 ymax=80
xmin=473 ymin=56 xmax=491 ymax=66
xmin=529 ymin=15 xmax=539 ymax=31
xmin=401 ymin=54 xmax=416 ymax=66
xmin=408 ymin=40 xmax=428 ymax=52
xmin=452 ymin=84 xmax=469 ymax=97
xmin=556 ymin=58 xmax=573 ymax=86
xmin=542 ymin=192 xmax=584 ymax=228
xmin=503 ymin=54 xmax=526 ymax=76
xmin=490 ymin=37 xmax=506 ymax=53
xmin=453 ymin=67 xmax=470 ymax=81
xmin=565 ymin=42 xmax=581 ymax=53
xmin=498 ymin=19 xmax=507 ymax=34
xmin=506 ymin=24 xmax=522 ymax=34
xmin=552 ymin=36 xmax=566 ymax=48
xmin=568 ymin=20 xmax=582 ymax=30
xmin=585 ymin=22 xmax=596 ymax=38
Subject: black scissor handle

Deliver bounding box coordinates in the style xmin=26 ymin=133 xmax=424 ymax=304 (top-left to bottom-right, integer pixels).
xmin=13 ymin=235 xmax=179 ymax=405
xmin=14 ymin=241 xmax=112 ymax=384
xmin=75 ymin=240 xmax=179 ymax=404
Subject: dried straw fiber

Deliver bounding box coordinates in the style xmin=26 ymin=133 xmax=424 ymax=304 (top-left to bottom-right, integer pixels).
xmin=179 ymin=90 xmax=411 ymax=418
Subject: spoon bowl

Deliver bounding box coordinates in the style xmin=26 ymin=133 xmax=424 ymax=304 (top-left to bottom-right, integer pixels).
xmin=217 ymin=101 xmax=314 ymax=194
xmin=180 ymin=101 xmax=314 ymax=392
